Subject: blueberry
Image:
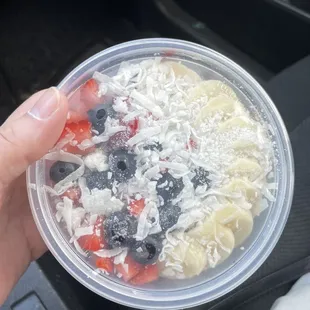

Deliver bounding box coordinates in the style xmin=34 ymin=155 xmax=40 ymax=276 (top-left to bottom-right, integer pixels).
xmin=109 ymin=149 xmax=137 ymax=183
xmin=50 ymin=161 xmax=79 ymax=183
xmin=87 ymin=103 xmax=115 ymax=135
xmin=130 ymin=236 xmax=162 ymax=265
xmin=158 ymin=204 xmax=181 ymax=232
xmin=105 ymin=211 xmax=137 ymax=248
xmin=191 ymin=168 xmax=211 ymax=189
xmin=156 ymin=172 xmax=184 ymax=202
xmin=143 ymin=142 xmax=163 ymax=152
xmin=85 ymin=170 xmax=114 ymax=190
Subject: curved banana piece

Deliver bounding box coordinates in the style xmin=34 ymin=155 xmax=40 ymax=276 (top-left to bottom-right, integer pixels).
xmin=221 ymin=178 xmax=260 ymax=204
xmin=165 ymin=61 xmax=201 ymax=83
xmin=187 ymin=216 xmax=235 ymax=265
xmin=160 ymin=238 xmax=207 ymax=279
xmin=213 ymin=222 xmax=235 ymax=263
xmin=213 ymin=205 xmax=254 ymax=246
xmin=187 ymin=80 xmax=238 ymax=104
xmin=218 ymin=116 xmax=256 ymax=132
xmin=194 ymin=95 xmax=244 ymax=126
xmin=183 ymin=240 xmax=208 ymax=277
xmin=187 ymin=216 xmax=215 ymax=243
xmin=232 ymin=140 xmax=258 ymax=152
xmin=227 ymin=158 xmax=263 ymax=181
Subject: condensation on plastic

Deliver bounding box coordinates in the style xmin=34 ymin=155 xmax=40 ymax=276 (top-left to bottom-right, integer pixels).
xmin=26 ymin=38 xmax=294 ymax=310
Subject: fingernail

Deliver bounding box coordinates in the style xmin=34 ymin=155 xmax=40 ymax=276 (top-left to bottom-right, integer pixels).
xmin=28 ymin=87 xmax=60 ymax=120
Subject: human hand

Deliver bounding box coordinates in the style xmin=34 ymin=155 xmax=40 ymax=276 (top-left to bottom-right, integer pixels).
xmin=0 ymin=88 xmax=68 ymax=304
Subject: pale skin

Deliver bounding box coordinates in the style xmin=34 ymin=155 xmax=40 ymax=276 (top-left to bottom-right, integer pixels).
xmin=0 ymin=88 xmax=68 ymax=304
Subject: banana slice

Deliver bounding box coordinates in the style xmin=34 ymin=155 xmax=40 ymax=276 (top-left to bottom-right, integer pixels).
xmin=161 ymin=238 xmax=207 ymax=279
xmin=187 ymin=216 xmax=215 ymax=243
xmin=218 ymin=116 xmax=256 ymax=132
xmin=187 ymin=216 xmax=235 ymax=265
xmin=214 ymin=205 xmax=253 ymax=246
xmin=165 ymin=61 xmax=201 ymax=83
xmin=221 ymin=178 xmax=259 ymax=203
xmin=188 ymin=80 xmax=238 ymax=104
xmin=232 ymin=140 xmax=258 ymax=152
xmin=213 ymin=222 xmax=235 ymax=263
xmin=183 ymin=240 xmax=208 ymax=277
xmin=227 ymin=158 xmax=263 ymax=181
xmin=194 ymin=95 xmax=244 ymax=126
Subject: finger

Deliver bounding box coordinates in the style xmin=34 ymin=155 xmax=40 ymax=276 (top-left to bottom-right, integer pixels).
xmin=0 ymin=87 xmax=68 ymax=185
xmin=3 ymin=90 xmax=47 ymax=125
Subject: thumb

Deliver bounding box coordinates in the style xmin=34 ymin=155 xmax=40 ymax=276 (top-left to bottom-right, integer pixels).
xmin=0 ymin=87 xmax=68 ymax=185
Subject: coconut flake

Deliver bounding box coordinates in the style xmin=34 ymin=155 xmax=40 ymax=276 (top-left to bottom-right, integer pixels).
xmin=127 ymin=126 xmax=161 ymax=146
xmin=60 ymin=197 xmax=73 ymax=236
xmin=114 ymin=248 xmax=128 ymax=265
xmin=144 ymin=165 xmax=160 ymax=179
xmin=158 ymin=161 xmax=189 ymax=173
xmin=74 ymin=225 xmax=94 ymax=238
xmin=73 ymin=240 xmax=88 ymax=257
xmin=94 ymin=248 xmax=123 ymax=258
xmin=135 ymin=200 xmax=154 ymax=240
xmin=84 ymin=150 xmax=109 ymax=172
xmin=81 ymin=188 xmax=124 ymax=215
xmin=44 ymin=151 xmax=85 ymax=194
xmin=113 ymin=97 xmax=129 ymax=113
xmin=77 ymin=139 xmax=95 ymax=150
xmin=130 ymin=89 xmax=164 ymax=118
xmin=89 ymin=214 xmax=99 ymax=225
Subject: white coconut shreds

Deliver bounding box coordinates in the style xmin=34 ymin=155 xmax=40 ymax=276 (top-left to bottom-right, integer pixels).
xmin=46 ymin=58 xmax=277 ymax=280
xmin=113 ymin=248 xmax=128 ymax=265
xmin=94 ymin=248 xmax=123 ymax=258
xmin=44 ymin=151 xmax=85 ymax=195
xmin=56 ymin=197 xmax=86 ymax=236
xmin=135 ymin=200 xmax=154 ymax=241
xmin=73 ymin=240 xmax=88 ymax=257
xmin=81 ymin=188 xmax=124 ymax=216
xmin=74 ymin=225 xmax=94 ymax=238
xmin=84 ymin=150 xmax=109 ymax=172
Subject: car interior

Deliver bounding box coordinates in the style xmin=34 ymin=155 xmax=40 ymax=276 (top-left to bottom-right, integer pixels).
xmin=1 ymin=0 xmax=310 ymax=309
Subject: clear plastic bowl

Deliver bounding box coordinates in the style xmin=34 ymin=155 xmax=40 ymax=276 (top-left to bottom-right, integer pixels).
xmin=27 ymin=38 xmax=294 ymax=309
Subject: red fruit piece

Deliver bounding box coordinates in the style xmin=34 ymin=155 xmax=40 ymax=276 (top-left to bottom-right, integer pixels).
xmin=107 ymin=130 xmax=131 ymax=150
xmin=78 ymin=233 xmax=102 ymax=251
xmin=96 ymin=257 xmax=114 ymax=273
xmin=129 ymin=199 xmax=145 ymax=216
xmin=162 ymin=49 xmax=176 ymax=57
xmin=128 ymin=118 xmax=139 ymax=137
xmin=58 ymin=120 xmax=95 ymax=155
xmin=80 ymin=78 xmax=102 ymax=109
xmin=61 ymin=186 xmax=81 ymax=204
xmin=66 ymin=89 xmax=88 ymax=123
xmin=115 ymin=256 xmax=142 ymax=282
xmin=186 ymin=138 xmax=197 ymax=150
xmin=77 ymin=217 xmax=106 ymax=251
xmin=130 ymin=264 xmax=159 ymax=285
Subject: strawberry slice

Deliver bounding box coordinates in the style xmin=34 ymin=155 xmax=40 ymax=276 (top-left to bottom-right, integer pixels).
xmin=80 ymin=78 xmax=101 ymax=109
xmin=66 ymin=89 xmax=88 ymax=123
xmin=129 ymin=198 xmax=145 ymax=216
xmin=77 ymin=217 xmax=106 ymax=251
xmin=115 ymin=255 xmax=142 ymax=282
xmin=128 ymin=118 xmax=139 ymax=137
xmin=58 ymin=120 xmax=95 ymax=155
xmin=186 ymin=138 xmax=197 ymax=150
xmin=96 ymin=257 xmax=114 ymax=273
xmin=61 ymin=186 xmax=81 ymax=204
xmin=130 ymin=264 xmax=159 ymax=285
